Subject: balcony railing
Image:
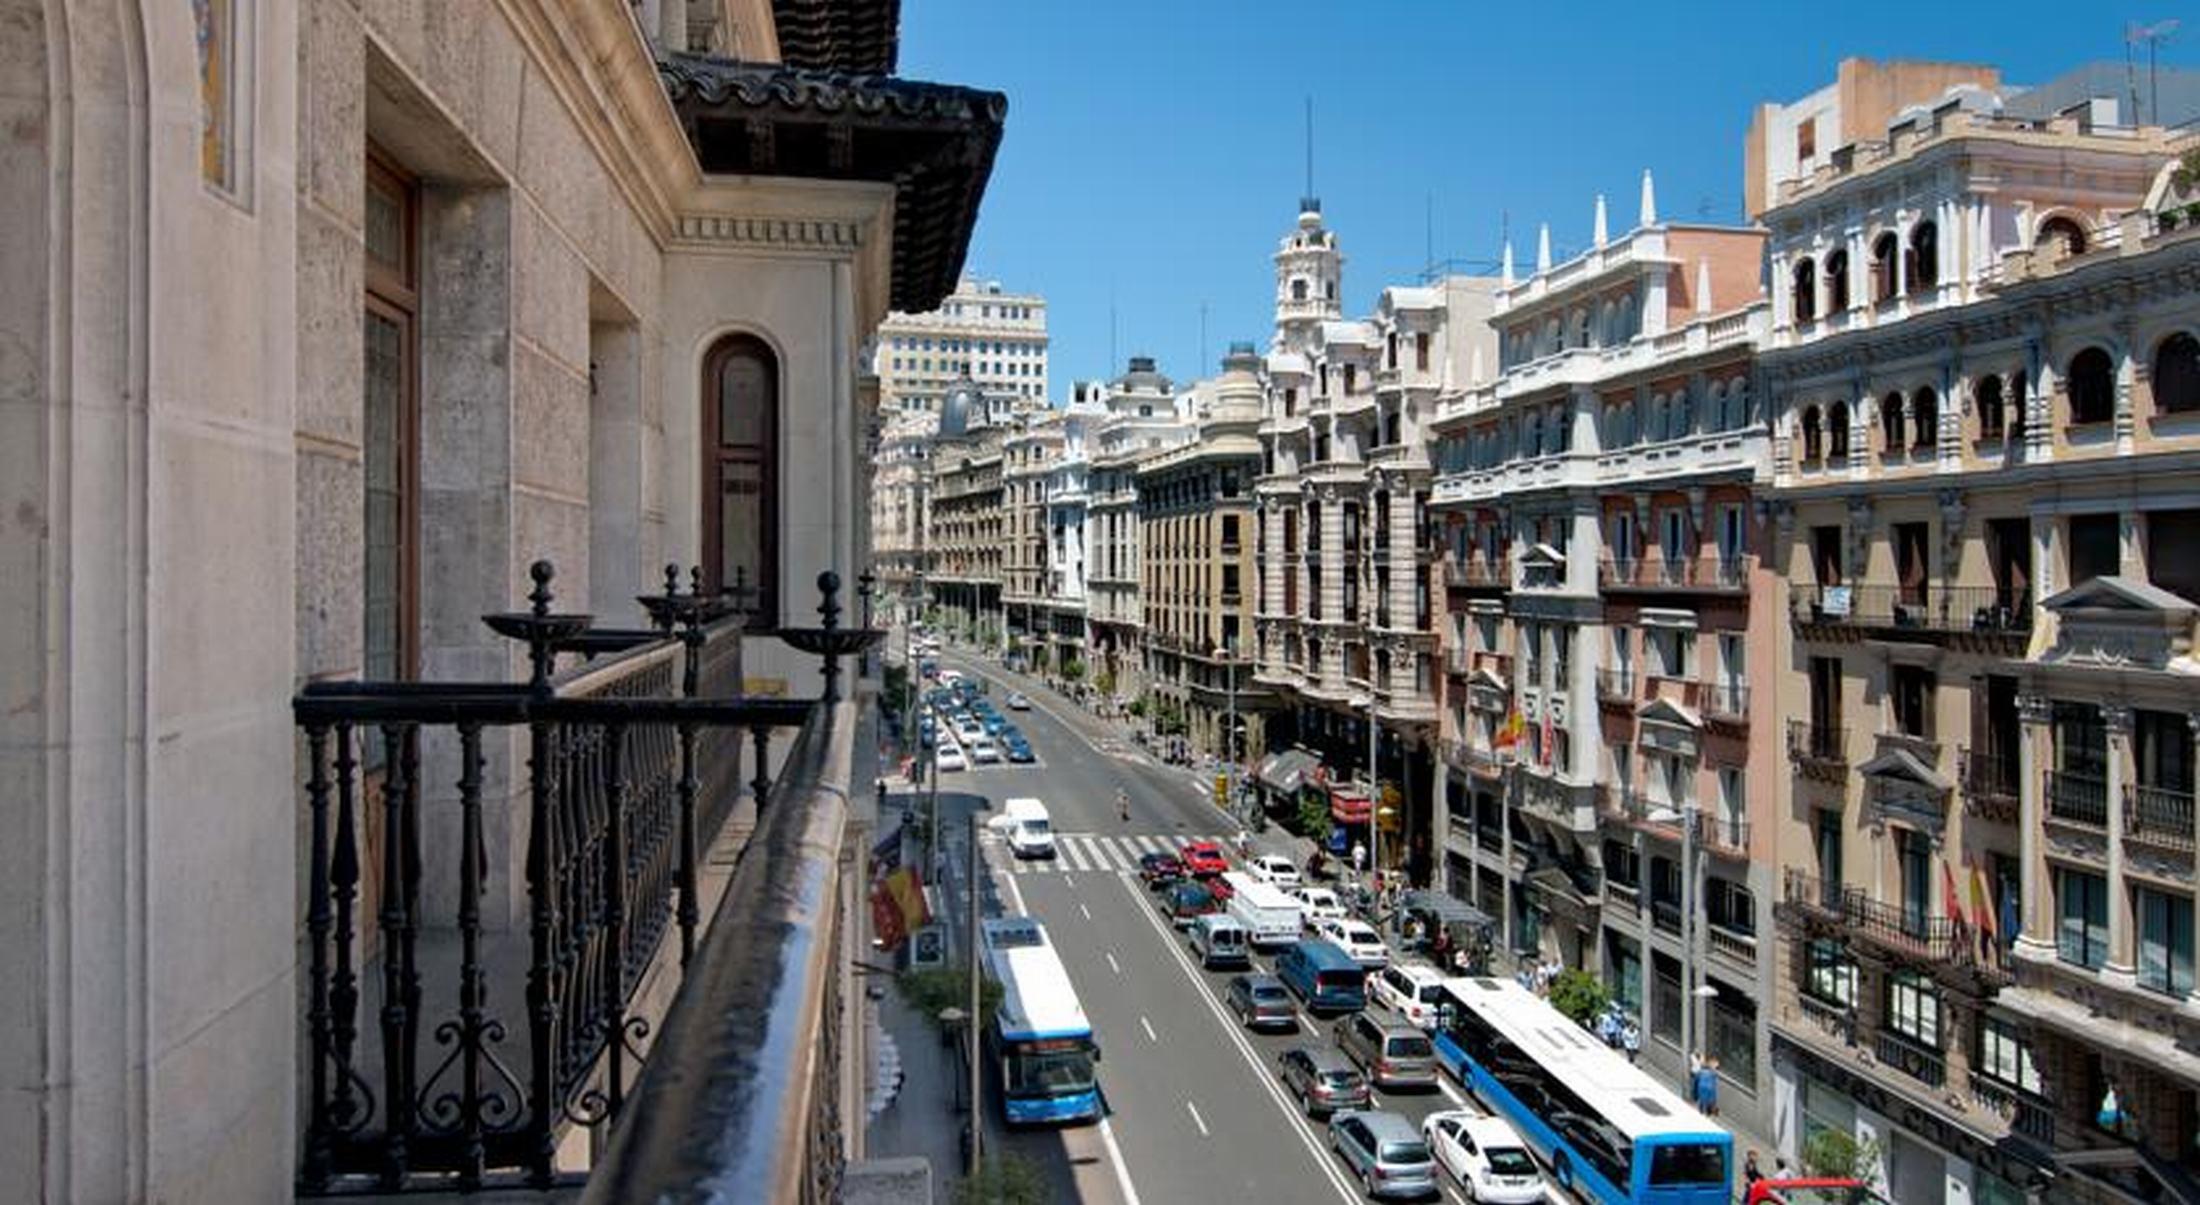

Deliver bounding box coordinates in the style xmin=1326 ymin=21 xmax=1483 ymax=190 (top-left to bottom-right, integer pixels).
xmin=1448 ymin=557 xmax=1507 ymax=588
xmin=1702 ymin=681 xmax=1749 ymax=721
xmin=1651 ymin=897 xmax=1683 ymax=935
xmin=1707 ymin=923 xmax=1757 ymax=964
xmin=1596 ymin=668 xmax=1637 ymax=703
xmin=1779 ymin=868 xmax=2005 ymax=977
xmin=1702 ymin=814 xmax=1751 ymax=856
xmin=2047 ymin=771 xmax=2109 ymax=829
xmin=1959 ymin=744 xmax=2022 ymax=822
xmin=1787 ymin=719 xmax=1848 ymax=772
xmin=1790 ymin=582 xmax=2032 ymax=639
xmin=1970 ymin=1072 xmax=2056 ymax=1145
xmin=2126 ymin=784 xmax=2197 ymax=851
xmin=1599 ymin=555 xmax=1752 ymax=592
xmin=294 ymin=564 xmax=863 ymax=1196
xmin=1876 ymin=1027 xmax=1948 ymax=1090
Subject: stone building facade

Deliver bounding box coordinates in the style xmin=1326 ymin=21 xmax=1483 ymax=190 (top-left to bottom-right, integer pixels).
xmin=1085 ymin=358 xmax=1192 ymax=704
xmin=0 ymin=0 xmax=999 ymax=1196
xmin=1002 ymin=412 xmax=1066 ymax=668
xmin=873 ymin=275 xmax=1050 ymax=413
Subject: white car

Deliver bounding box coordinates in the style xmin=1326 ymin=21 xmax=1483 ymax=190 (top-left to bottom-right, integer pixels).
xmin=1369 ymin=962 xmax=1450 ymax=1029
xmin=1291 ymin=886 xmax=1345 ymax=928
xmin=1246 ymin=854 xmax=1301 ymax=889
xmin=1005 ymin=692 xmax=1032 ymax=711
xmin=934 ymin=743 xmax=968 ymax=772
xmin=1314 ymin=917 xmax=1389 ymax=968
xmin=954 ymin=721 xmax=985 ymax=746
xmin=969 ymin=737 xmax=1002 ymax=765
xmin=1423 ymin=1110 xmax=1546 ymax=1203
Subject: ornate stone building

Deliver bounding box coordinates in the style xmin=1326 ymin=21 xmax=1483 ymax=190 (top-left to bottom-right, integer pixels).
xmin=1085 ymin=358 xmax=1193 ymax=704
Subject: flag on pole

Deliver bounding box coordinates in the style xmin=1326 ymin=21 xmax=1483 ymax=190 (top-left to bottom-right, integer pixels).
xmin=1971 ymin=864 xmax=1997 ymax=945
xmin=1494 ymin=709 xmax=1524 ymax=752
xmin=1942 ymin=860 xmax=1968 ymax=931
xmin=1539 ymin=706 xmax=1556 ymax=769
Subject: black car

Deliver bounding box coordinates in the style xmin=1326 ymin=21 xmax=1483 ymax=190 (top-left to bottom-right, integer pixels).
xmin=1138 ymin=851 xmax=1185 ymax=889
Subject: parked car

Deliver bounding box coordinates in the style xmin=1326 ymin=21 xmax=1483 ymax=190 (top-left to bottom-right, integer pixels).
xmin=1329 ymin=1109 xmax=1439 ymax=1200
xmin=1247 ymin=854 xmax=1302 ymax=889
xmin=1293 ymin=886 xmax=1346 ymax=928
xmin=1178 ymin=840 xmax=1229 ymax=877
xmin=1158 ymin=881 xmax=1219 ymax=928
xmin=934 ymin=743 xmax=967 ymax=772
xmin=969 ymin=737 xmax=1002 ymax=764
xmin=1333 ymin=1010 xmax=1439 ymax=1091
xmin=1225 ymin=973 xmax=1297 ymax=1031
xmin=1003 ymin=734 xmax=1035 ymax=763
xmin=1422 ymin=1111 xmax=1545 ymax=1204
xmin=1005 ymin=692 xmax=1031 ymax=711
xmin=954 ymin=722 xmax=984 ymax=746
xmin=1203 ymin=874 xmax=1236 ymax=904
xmin=1369 ymin=963 xmax=1450 ymax=1030
xmin=1138 ymin=852 xmax=1185 ymax=889
xmin=1276 ymin=1046 xmax=1369 ymax=1118
xmin=1314 ymin=917 xmax=1391 ymax=968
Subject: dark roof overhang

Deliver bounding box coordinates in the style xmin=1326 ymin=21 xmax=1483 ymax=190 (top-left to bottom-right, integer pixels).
xmin=771 ymin=0 xmax=901 ymax=74
xmin=659 ymin=53 xmax=1006 ymax=314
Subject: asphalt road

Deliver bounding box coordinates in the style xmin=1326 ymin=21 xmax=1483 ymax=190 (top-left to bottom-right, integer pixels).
xmin=920 ymin=643 xmax=1507 ymax=1205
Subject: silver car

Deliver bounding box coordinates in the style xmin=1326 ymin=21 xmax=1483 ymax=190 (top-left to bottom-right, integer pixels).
xmin=1329 ymin=1108 xmax=1439 ymax=1200
xmin=1333 ymin=1010 xmax=1440 ymax=1090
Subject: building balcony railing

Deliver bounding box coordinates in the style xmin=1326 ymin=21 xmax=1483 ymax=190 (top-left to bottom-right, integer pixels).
xmin=1959 ymin=744 xmax=2022 ymax=823
xmin=1596 ymin=668 xmax=1637 ymax=703
xmin=293 ymin=565 xmax=866 ymax=1196
xmin=1702 ymin=814 xmax=1751 ymax=857
xmin=1447 ymin=558 xmax=1508 ymax=590
xmin=1876 ymin=1028 xmax=1948 ymax=1090
xmin=1787 ymin=719 xmax=1848 ymax=777
xmin=1795 ymin=992 xmax=1857 ymax=1047
xmin=1706 ymin=923 xmax=1758 ymax=965
xmin=1702 ymin=681 xmax=1750 ymax=722
xmin=1789 ymin=582 xmax=2032 ymax=644
xmin=2046 ymin=770 xmax=2109 ymax=829
xmin=1598 ymin=555 xmax=1752 ymax=592
xmin=1445 ymin=646 xmax=1471 ymax=675
xmin=1778 ymin=868 xmax=2007 ymax=981
xmin=1970 ymin=1072 xmax=2057 ymax=1145
xmin=2126 ymin=784 xmax=2197 ymax=852
xmin=1651 ymin=897 xmax=1683 ymax=935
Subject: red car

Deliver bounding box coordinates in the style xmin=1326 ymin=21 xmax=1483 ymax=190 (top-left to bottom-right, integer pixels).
xmin=1138 ymin=851 xmax=1186 ymax=888
xmin=1179 ymin=840 xmax=1229 ymax=877
xmin=1745 ymin=1178 xmax=1886 ymax=1205
xmin=1204 ymin=874 xmax=1236 ymax=903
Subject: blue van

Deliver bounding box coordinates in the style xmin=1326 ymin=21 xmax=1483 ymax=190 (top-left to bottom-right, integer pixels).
xmin=1275 ymin=939 xmax=1366 ymax=1013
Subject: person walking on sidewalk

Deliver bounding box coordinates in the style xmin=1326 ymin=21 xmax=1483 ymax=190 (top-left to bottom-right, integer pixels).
xmin=1117 ymin=788 xmax=1131 ymax=825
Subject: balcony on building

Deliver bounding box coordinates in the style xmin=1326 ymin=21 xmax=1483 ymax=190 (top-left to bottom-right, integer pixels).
xmin=1960 ymin=741 xmax=2022 ymax=824
xmin=1787 ymin=717 xmax=1849 ymax=780
xmin=1598 ymin=554 xmax=1752 ymax=594
xmin=1789 ymin=580 xmax=2032 ymax=652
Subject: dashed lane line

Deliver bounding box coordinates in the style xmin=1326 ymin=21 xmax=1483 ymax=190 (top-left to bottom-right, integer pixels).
xmin=1184 ymin=1099 xmax=1211 ymax=1138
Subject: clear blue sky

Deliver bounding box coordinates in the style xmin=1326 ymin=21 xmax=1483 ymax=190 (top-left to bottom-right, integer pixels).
xmin=899 ymin=1 xmax=2189 ymax=391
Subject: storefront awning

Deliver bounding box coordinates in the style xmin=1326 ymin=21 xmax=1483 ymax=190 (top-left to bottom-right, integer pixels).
xmin=1330 ymin=787 xmax=1372 ymax=824
xmin=1256 ymin=748 xmax=1320 ymax=794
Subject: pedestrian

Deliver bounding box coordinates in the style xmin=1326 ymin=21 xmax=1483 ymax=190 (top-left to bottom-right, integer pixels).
xmin=1621 ymin=1019 xmax=1641 ymax=1064
xmin=1117 ymin=788 xmax=1130 ymax=825
xmin=1595 ymin=1006 xmax=1620 ymax=1047
xmin=1693 ymin=1057 xmax=1720 ymax=1117
xmin=1743 ymin=1148 xmax=1764 ymax=1187
xmin=1351 ymin=841 xmax=1367 ymax=877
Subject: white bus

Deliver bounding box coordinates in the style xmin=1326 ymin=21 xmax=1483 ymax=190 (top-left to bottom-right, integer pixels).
xmin=1432 ymin=975 xmax=1731 ymax=1205
xmin=1221 ymin=871 xmax=1302 ymax=948
xmin=981 ymin=917 xmax=1101 ymax=1124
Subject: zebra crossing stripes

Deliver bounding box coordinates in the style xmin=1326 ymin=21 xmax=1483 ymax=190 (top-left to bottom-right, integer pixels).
xmin=996 ymin=833 xmax=1230 ymax=875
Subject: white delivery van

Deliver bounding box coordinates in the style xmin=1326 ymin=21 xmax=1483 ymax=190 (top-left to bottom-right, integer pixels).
xmin=1189 ymin=914 xmax=1251 ymax=969
xmin=1001 ymin=797 xmax=1056 ymax=860
xmin=1223 ymin=871 xmax=1302 ymax=949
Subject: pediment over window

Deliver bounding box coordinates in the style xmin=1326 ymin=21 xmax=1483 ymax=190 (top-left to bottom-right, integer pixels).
xmin=1636 ymin=696 xmax=1702 ymax=730
xmin=2037 ymin=575 xmax=2197 ymax=672
xmin=1522 ymin=542 xmax=1566 ymax=569
xmin=1859 ymin=746 xmax=1952 ymax=794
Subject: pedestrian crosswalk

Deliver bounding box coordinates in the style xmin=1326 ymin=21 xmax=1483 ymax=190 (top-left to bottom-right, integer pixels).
xmin=986 ymin=831 xmax=1232 ymax=875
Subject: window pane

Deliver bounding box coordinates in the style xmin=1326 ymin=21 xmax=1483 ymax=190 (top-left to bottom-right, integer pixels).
xmin=364 ymin=309 xmax=406 ymax=682
xmin=718 ymin=460 xmax=764 ymax=600
xmin=718 ymin=353 xmax=771 ymax=448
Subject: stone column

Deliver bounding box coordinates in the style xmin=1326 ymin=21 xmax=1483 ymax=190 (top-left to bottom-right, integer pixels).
xmin=2015 ymin=693 xmax=2057 ymax=959
xmin=2105 ymin=704 xmax=2136 ymax=981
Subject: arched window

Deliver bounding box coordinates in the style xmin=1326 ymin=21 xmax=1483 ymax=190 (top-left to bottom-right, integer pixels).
xmin=2154 ymin=332 xmax=2200 ymax=414
xmin=1673 ymin=387 xmax=1694 ymax=438
xmin=2010 ymin=370 xmax=2029 ymax=443
xmin=1829 ymin=400 xmax=1851 ymax=458
xmin=1792 ymin=258 xmax=1818 ymax=323
xmin=1872 ymin=232 xmax=1900 ymax=303
xmin=704 ymin=333 xmax=780 ymax=625
xmin=1909 ymin=222 xmax=1939 ymax=292
xmin=1800 ymin=405 xmax=1824 ymax=461
xmin=1913 ymin=386 xmax=1938 ymax=448
xmin=2068 ymin=347 xmax=2116 ymax=426
xmin=1881 ymin=391 xmax=1906 ymax=454
xmin=2037 ymin=216 xmax=2088 ymax=259
xmin=1825 ymin=248 xmax=1851 ymax=312
xmin=1976 ymin=374 xmax=2006 ymax=439
xmin=1291 ymin=278 xmax=1308 ymax=302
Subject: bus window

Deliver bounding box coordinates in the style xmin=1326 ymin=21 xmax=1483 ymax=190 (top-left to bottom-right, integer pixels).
xmin=1647 ymin=1141 xmax=1727 ymax=1185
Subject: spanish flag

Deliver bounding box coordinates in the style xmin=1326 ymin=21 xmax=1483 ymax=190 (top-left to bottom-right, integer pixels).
xmin=1493 ymin=709 xmax=1525 ymax=752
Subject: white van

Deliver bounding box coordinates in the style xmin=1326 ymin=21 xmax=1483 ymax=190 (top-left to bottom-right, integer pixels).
xmin=1369 ymin=962 xmax=1450 ymax=1029
xmin=1189 ymin=914 xmax=1250 ymax=969
xmin=1001 ymin=797 xmax=1055 ymax=860
xmin=1222 ymin=871 xmax=1302 ymax=948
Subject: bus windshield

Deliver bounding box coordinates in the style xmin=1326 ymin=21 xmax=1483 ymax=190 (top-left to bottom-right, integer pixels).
xmin=1647 ymin=1142 xmax=1727 ymax=1185
xmin=1005 ymin=1041 xmax=1096 ymax=1098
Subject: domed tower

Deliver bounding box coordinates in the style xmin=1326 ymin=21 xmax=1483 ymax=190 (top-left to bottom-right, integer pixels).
xmin=1272 ymin=198 xmax=1342 ymax=357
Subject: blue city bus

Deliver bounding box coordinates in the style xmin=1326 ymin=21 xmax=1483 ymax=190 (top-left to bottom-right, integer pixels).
xmin=981 ymin=916 xmax=1102 ymax=1124
xmin=1432 ymin=976 xmax=1731 ymax=1205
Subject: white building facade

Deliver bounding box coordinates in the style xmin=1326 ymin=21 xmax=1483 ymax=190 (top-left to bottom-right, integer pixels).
xmin=873 ymin=276 xmax=1050 ymax=412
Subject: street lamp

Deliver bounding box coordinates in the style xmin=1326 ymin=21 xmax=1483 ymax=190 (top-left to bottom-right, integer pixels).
xmin=1648 ymin=797 xmax=1710 ymax=1070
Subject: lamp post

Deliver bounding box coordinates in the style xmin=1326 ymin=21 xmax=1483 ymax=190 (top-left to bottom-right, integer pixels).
xmin=1225 ymin=635 xmax=1240 ymax=824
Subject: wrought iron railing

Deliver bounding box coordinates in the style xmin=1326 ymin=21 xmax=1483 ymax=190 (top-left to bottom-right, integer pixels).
xmin=1876 ymin=1027 xmax=1947 ymax=1090
xmin=1702 ymin=681 xmax=1750 ymax=720
xmin=2126 ymin=784 xmax=2197 ymax=851
xmin=1971 ymin=1072 xmax=2057 ymax=1144
xmin=1596 ymin=668 xmax=1636 ymax=702
xmin=1787 ymin=719 xmax=1848 ymax=768
xmin=1959 ymin=743 xmax=2021 ymax=820
xmin=295 ymin=565 xmax=866 ymax=1195
xmin=1599 ymin=555 xmax=1753 ymax=591
xmin=1789 ymin=582 xmax=2032 ymax=635
xmin=2047 ymin=771 xmax=2109 ymax=828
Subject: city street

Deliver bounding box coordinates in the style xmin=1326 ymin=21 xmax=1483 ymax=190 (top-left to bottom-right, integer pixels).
xmin=906 ymin=644 xmax=1500 ymax=1205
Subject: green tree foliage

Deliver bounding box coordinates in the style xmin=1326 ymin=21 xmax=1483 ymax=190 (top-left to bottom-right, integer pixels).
xmin=1295 ymin=793 xmax=1331 ymax=839
xmin=898 ymin=965 xmax=1001 ymax=1033
xmin=1060 ymin=659 xmax=1086 ymax=682
xmin=1801 ymin=1127 xmax=1884 ymax=1188
xmin=952 ymin=1153 xmax=1050 ymax=1205
xmin=1547 ymin=969 xmax=1611 ymax=1025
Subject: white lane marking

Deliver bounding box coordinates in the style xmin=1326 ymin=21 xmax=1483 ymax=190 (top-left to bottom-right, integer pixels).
xmin=1064 ymin=873 xmax=1077 ymax=889
xmin=1097 ymin=1117 xmax=1145 ymax=1205
xmin=1438 ymin=1075 xmax=1468 ymax=1106
xmin=1140 ymin=1016 xmax=1158 ymax=1043
xmin=1119 ymin=874 xmax=1363 ymax=1203
xmin=1000 ymin=859 xmax=1029 ymax=919
xmin=1185 ymin=1099 xmax=1211 ymax=1138
xmin=1061 ymin=840 xmax=1091 ymax=872
xmin=1105 ymin=950 xmax=1121 ymax=975
xmin=1080 ymin=902 xmax=1093 ymax=921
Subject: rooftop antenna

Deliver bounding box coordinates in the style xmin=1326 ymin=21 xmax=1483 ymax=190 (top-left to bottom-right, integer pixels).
xmin=1302 ymin=96 xmax=1317 ymax=212
xmin=2129 ymin=20 xmax=2181 ymax=124
xmin=1424 ymin=192 xmax=1435 ymax=280
xmin=1109 ymin=283 xmax=1119 ymax=375
xmin=1199 ymin=302 xmax=1209 ymax=374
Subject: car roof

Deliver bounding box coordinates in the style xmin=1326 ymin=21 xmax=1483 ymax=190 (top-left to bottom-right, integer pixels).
xmin=1295 ymin=1045 xmax=1356 ymax=1071
xmin=1349 ymin=1110 xmax=1422 ymax=1140
xmin=1236 ymin=972 xmax=1285 ymax=989
xmin=1358 ymin=1009 xmax=1422 ymax=1035
xmin=1388 ymin=962 xmax=1445 ymax=983
xmin=1460 ymin=1115 xmax=1527 ymax=1143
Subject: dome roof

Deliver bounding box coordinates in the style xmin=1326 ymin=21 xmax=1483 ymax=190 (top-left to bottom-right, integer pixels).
xmin=937 ymin=376 xmax=983 ymax=437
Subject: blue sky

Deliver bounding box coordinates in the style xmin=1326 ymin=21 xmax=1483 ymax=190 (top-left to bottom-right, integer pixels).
xmin=899 ymin=1 xmax=2192 ymax=391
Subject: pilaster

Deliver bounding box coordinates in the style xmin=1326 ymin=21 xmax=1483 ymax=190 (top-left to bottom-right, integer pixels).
xmin=2015 ymin=693 xmax=2056 ymax=958
xmin=2104 ymin=704 xmax=2136 ymax=981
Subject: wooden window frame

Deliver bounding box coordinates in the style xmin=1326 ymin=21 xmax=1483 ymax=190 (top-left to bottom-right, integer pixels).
xmin=364 ymin=148 xmax=421 ymax=682
xmin=701 ymin=333 xmax=781 ymax=628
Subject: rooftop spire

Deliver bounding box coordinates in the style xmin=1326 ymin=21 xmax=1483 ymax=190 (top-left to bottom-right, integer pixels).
xmin=1299 ymin=95 xmax=1318 ymax=214
xmin=1536 ymin=222 xmax=1552 ymax=274
xmin=1501 ymin=239 xmax=1514 ymax=287
xmin=1593 ymin=194 xmax=1608 ymax=248
xmin=1639 ymin=168 xmax=1658 ymax=227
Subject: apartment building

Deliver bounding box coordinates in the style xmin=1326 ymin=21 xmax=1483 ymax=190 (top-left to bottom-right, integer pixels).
xmin=1003 ymin=414 xmax=1067 ymax=668
xmin=1137 ymin=345 xmax=1275 ymax=766
xmin=873 ymin=407 xmax=938 ymax=622
xmin=1086 ymin=359 xmax=1194 ymax=703
xmin=874 ymin=276 xmax=1051 ymax=412
xmin=1760 ymin=84 xmax=2197 ymax=1203
xmin=1038 ymin=395 xmax=1107 ymax=674
xmin=928 ymin=379 xmax=1022 ymax=645
xmin=1426 ymin=174 xmax=1781 ymax=1140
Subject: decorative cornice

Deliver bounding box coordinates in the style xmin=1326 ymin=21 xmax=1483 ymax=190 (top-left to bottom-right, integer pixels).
xmin=671 ymin=214 xmax=866 ymax=249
